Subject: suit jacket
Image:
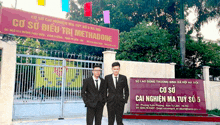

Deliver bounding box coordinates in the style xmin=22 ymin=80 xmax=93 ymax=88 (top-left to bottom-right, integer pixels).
xmin=81 ymin=76 xmax=106 ymax=108
xmin=105 ymin=74 xmax=129 ymax=106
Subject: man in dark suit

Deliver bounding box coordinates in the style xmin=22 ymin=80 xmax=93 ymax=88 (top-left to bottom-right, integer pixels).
xmin=81 ymin=65 xmax=106 ymax=125
xmin=105 ymin=62 xmax=129 ymax=125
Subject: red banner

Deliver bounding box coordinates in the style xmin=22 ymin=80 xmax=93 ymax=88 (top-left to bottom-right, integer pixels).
xmin=130 ymin=78 xmax=206 ymax=114
xmin=0 ymin=7 xmax=119 ymax=49
xmin=84 ymin=2 xmax=92 ymax=17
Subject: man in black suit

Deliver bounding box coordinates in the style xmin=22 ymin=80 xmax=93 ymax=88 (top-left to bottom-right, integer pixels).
xmin=81 ymin=65 xmax=106 ymax=125
xmin=105 ymin=62 xmax=129 ymax=125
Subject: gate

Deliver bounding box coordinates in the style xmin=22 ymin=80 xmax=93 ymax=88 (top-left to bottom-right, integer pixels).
xmin=13 ymin=54 xmax=103 ymax=120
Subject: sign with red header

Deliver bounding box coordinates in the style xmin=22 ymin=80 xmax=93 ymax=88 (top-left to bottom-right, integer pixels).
xmin=130 ymin=78 xmax=206 ymax=114
xmin=0 ymin=7 xmax=119 ymax=49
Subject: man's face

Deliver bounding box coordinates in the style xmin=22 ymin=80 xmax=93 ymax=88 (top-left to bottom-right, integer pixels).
xmin=92 ymin=67 xmax=101 ymax=78
xmin=112 ymin=66 xmax=120 ymax=76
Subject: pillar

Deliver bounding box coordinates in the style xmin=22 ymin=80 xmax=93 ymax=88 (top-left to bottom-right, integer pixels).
xmin=0 ymin=40 xmax=17 ymax=125
xmin=203 ymin=66 xmax=211 ymax=110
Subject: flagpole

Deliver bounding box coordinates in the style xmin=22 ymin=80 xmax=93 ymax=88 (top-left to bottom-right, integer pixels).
xmin=90 ymin=11 xmax=92 ymax=24
xmin=91 ymin=2 xmax=92 ymax=24
xmin=109 ymin=10 xmax=110 ymax=28
xmin=15 ymin=0 xmax=17 ymax=8
xmin=109 ymin=11 xmax=110 ymax=28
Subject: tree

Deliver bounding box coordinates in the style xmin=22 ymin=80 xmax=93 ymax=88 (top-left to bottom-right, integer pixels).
xmin=15 ymin=36 xmax=104 ymax=58
xmin=51 ymin=0 xmax=220 ymax=79
xmin=176 ymin=37 xmax=220 ymax=78
xmin=16 ymin=37 xmax=40 ymax=55
xmin=203 ymin=0 xmax=220 ymax=27
xmin=15 ymin=0 xmax=220 ymax=66
xmin=67 ymin=0 xmax=219 ymax=51
xmin=116 ymin=20 xmax=180 ymax=63
xmin=65 ymin=1 xmax=197 ymax=53
xmin=186 ymin=41 xmax=220 ymax=67
xmin=185 ymin=0 xmax=220 ymax=40
xmin=117 ymin=20 xmax=220 ymax=79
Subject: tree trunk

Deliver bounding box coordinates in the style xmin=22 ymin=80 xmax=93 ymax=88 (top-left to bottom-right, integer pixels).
xmin=180 ymin=0 xmax=185 ymax=65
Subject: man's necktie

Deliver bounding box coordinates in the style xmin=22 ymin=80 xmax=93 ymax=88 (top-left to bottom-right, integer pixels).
xmin=95 ymin=80 xmax=98 ymax=90
xmin=115 ymin=77 xmax=118 ymax=88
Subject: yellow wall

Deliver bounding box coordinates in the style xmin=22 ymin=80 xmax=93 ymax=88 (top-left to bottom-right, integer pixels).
xmin=35 ymin=59 xmax=82 ymax=90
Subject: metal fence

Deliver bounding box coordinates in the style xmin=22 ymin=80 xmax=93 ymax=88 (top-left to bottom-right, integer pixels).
xmin=13 ymin=54 xmax=103 ymax=120
xmin=14 ymin=54 xmax=104 ymax=102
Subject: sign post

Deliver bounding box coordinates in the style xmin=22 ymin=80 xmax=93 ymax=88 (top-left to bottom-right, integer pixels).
xmin=130 ymin=78 xmax=206 ymax=114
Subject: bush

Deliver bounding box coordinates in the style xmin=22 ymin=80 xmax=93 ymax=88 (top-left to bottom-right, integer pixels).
xmin=207 ymin=109 xmax=220 ymax=116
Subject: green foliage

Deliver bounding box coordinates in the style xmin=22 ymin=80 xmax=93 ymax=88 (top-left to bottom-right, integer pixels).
xmin=185 ymin=0 xmax=220 ymax=38
xmin=117 ymin=20 xmax=180 ymax=63
xmin=116 ymin=20 xmax=220 ymax=79
xmin=16 ymin=36 xmax=104 ymax=57
xmin=16 ymin=37 xmax=40 ymax=55
xmin=186 ymin=40 xmax=220 ymax=66
xmin=175 ymin=65 xmax=202 ymax=79
xmin=68 ymin=0 xmax=220 ymax=50
xmin=207 ymin=109 xmax=220 ymax=116
xmin=37 ymin=38 xmax=104 ymax=56
xmin=175 ymin=38 xmax=220 ymax=78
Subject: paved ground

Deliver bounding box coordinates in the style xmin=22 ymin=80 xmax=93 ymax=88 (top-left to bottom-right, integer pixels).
xmin=12 ymin=101 xmax=220 ymax=125
xmin=13 ymin=117 xmax=220 ymax=125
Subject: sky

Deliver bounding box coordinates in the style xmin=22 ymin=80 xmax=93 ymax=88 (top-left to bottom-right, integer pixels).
xmin=0 ymin=0 xmax=219 ymax=41
xmin=0 ymin=0 xmax=67 ymax=19
xmin=187 ymin=7 xmax=220 ymax=41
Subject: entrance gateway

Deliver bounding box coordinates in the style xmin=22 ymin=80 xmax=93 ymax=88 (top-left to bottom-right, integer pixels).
xmin=13 ymin=53 xmax=103 ymax=120
xmin=0 ymin=6 xmax=119 ymax=120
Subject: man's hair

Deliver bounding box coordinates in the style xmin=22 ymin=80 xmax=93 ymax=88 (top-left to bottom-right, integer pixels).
xmin=93 ymin=64 xmax=101 ymax=69
xmin=112 ymin=62 xmax=120 ymax=67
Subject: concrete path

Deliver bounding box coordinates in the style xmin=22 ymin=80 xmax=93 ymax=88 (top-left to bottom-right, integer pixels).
xmin=13 ymin=117 xmax=220 ymax=125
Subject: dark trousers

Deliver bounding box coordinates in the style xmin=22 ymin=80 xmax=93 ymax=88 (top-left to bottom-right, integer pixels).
xmin=107 ymin=102 xmax=125 ymax=125
xmin=87 ymin=102 xmax=104 ymax=125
